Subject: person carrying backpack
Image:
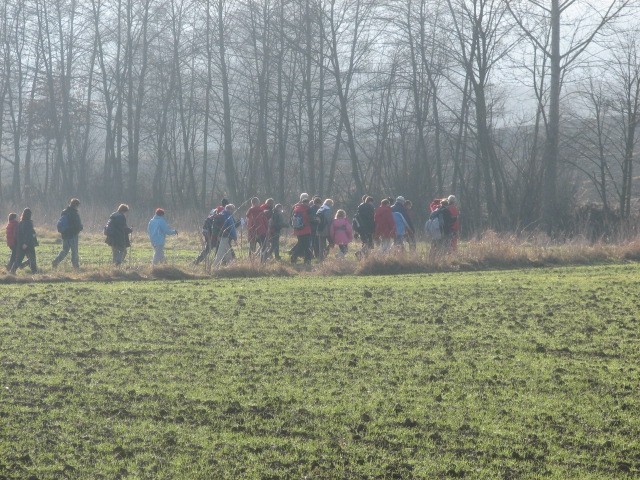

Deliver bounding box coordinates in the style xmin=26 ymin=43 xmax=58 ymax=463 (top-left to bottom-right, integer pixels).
xmin=147 ymin=208 xmax=178 ymax=265
xmin=104 ymin=204 xmax=133 ymax=266
xmin=52 ymin=198 xmax=83 ymax=269
xmin=5 ymin=213 xmax=19 ymax=271
xmin=428 ymin=199 xmax=453 ymax=261
xmin=10 ymin=208 xmax=38 ymax=274
xmin=213 ymin=204 xmax=238 ymax=267
xmin=391 ymin=196 xmax=415 ymax=240
xmin=194 ymin=198 xmax=229 ymax=265
xmin=290 ymin=193 xmax=312 ymax=265
xmin=315 ymin=199 xmax=333 ymax=261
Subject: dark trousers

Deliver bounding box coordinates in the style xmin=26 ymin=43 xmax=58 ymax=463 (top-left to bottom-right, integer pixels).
xmin=317 ymin=235 xmax=329 ymax=261
xmin=53 ymin=235 xmax=79 ymax=268
xmin=194 ymin=235 xmax=214 ymax=264
xmin=6 ymin=246 xmax=16 ymax=270
xmin=359 ymin=231 xmax=374 ymax=256
xmin=271 ymin=233 xmax=281 ymax=259
xmin=311 ymin=232 xmax=320 ymax=259
xmin=291 ymin=234 xmax=312 ymax=264
xmin=262 ymin=233 xmax=281 ymax=262
xmin=11 ymin=246 xmax=37 ymax=273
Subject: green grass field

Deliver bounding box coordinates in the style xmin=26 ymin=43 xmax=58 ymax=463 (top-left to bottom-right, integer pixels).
xmin=1 ymin=264 xmax=639 ymax=479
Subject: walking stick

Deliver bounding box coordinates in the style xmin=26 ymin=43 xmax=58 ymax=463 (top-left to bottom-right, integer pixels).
xmin=128 ymin=232 xmax=133 ymax=267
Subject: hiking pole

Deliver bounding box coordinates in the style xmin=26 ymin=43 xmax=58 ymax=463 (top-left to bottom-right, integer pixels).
xmin=239 ymin=218 xmax=244 ymax=259
xmin=172 ymin=233 xmax=177 ymax=266
xmin=128 ymin=231 xmax=133 ymax=268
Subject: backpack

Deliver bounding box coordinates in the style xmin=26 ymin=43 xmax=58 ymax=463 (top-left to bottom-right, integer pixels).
xmin=291 ymin=211 xmax=304 ymax=230
xmin=211 ymin=212 xmax=227 ymax=238
xmin=103 ymin=218 xmax=114 ymax=237
xmin=57 ymin=214 xmax=69 ymax=234
xmin=202 ymin=214 xmax=215 ymax=236
xmin=424 ymin=215 xmax=442 ymax=240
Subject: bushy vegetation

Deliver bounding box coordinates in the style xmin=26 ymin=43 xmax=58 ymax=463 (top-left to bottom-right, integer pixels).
xmin=3 ymin=228 xmax=640 ymax=283
xmin=1 ymin=265 xmax=639 ymax=478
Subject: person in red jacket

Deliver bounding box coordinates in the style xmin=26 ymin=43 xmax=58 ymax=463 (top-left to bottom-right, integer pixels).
xmin=246 ymin=197 xmax=263 ymax=257
xmin=290 ymin=193 xmax=312 ymax=265
xmin=374 ymin=198 xmax=395 ymax=253
xmin=5 ymin=212 xmax=18 ymax=271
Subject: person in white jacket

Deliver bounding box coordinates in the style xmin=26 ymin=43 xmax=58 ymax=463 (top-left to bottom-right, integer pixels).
xmin=147 ymin=208 xmax=178 ymax=265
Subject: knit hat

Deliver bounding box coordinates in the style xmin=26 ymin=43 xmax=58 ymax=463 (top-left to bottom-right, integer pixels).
xmin=155 ymin=208 xmax=165 ymax=216
xmin=300 ymin=192 xmax=309 ymax=202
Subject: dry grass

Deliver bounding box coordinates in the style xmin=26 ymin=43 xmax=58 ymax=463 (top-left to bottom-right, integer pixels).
xmin=211 ymin=258 xmax=297 ymax=278
xmin=3 ymin=231 xmax=640 ymax=283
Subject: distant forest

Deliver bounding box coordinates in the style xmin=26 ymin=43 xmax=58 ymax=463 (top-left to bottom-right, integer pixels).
xmin=1 ymin=0 xmax=639 ymax=235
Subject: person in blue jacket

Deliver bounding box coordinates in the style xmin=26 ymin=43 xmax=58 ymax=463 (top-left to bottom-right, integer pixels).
xmin=213 ymin=204 xmax=237 ymax=267
xmin=147 ymin=208 xmax=178 ymax=265
xmin=392 ymin=210 xmax=410 ymax=250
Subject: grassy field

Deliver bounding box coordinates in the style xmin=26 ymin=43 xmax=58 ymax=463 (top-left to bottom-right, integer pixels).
xmin=1 ymin=264 xmax=639 ymax=479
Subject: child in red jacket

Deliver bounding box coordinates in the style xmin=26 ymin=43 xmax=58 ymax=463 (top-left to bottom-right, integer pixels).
xmin=5 ymin=213 xmax=18 ymax=271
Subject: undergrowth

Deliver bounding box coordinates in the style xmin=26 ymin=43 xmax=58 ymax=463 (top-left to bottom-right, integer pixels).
xmin=2 ymin=230 xmax=640 ymax=283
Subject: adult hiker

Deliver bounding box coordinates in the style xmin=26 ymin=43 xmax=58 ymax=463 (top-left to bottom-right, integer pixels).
xmin=104 ymin=204 xmax=133 ymax=266
xmin=354 ymin=195 xmax=375 ymax=258
xmin=264 ymin=203 xmax=287 ymax=261
xmin=246 ymin=197 xmax=263 ymax=257
xmin=391 ymin=196 xmax=415 ymax=244
xmin=10 ymin=208 xmax=38 ymax=274
xmin=194 ymin=198 xmax=229 ymax=265
xmin=147 ymin=208 xmax=178 ymax=265
xmin=213 ymin=204 xmax=238 ymax=267
xmin=52 ymin=198 xmax=83 ymax=269
xmin=374 ymin=198 xmax=395 ymax=253
xmin=290 ymin=193 xmax=313 ymax=265
xmin=315 ymin=198 xmax=334 ymax=261
xmin=5 ymin=212 xmax=18 ymax=271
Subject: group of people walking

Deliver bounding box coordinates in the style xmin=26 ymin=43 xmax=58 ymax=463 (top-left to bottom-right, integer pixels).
xmin=5 ymin=193 xmax=460 ymax=273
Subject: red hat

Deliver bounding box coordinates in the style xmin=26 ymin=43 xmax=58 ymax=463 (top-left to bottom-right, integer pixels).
xmin=155 ymin=208 xmax=165 ymax=216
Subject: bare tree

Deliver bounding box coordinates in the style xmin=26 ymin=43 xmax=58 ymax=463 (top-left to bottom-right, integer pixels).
xmin=507 ymin=0 xmax=631 ymax=231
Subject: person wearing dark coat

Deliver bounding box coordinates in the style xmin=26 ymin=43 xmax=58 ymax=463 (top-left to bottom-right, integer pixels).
xmin=265 ymin=203 xmax=287 ymax=261
xmin=428 ymin=199 xmax=454 ymax=261
xmin=10 ymin=208 xmax=38 ymax=274
xmin=355 ymin=195 xmax=375 ymax=257
xmin=105 ymin=204 xmax=133 ymax=266
xmin=52 ymin=198 xmax=83 ymax=269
